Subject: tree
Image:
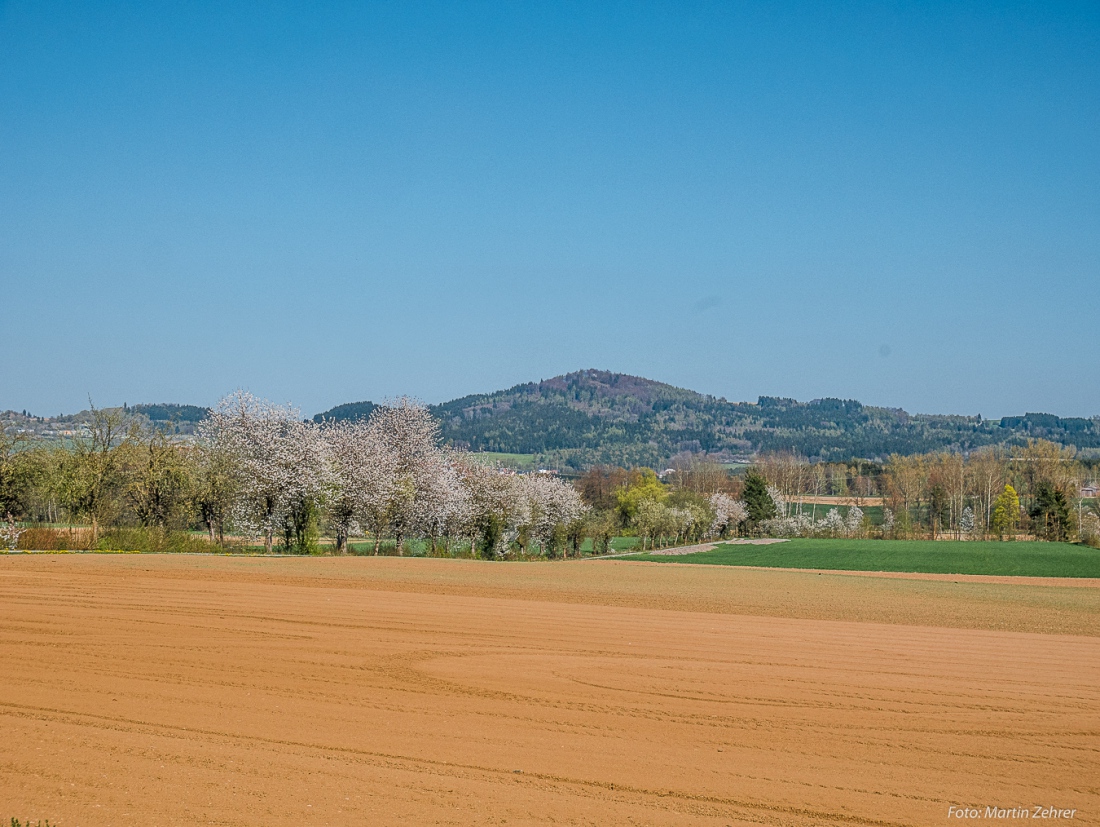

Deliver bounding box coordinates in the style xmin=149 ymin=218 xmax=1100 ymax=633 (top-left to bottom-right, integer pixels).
xmin=884 ymin=454 xmax=925 ymax=535
xmin=520 ymin=474 xmax=587 ymax=557
xmin=1014 ymin=440 xmax=1079 ymax=511
xmin=1029 ymin=482 xmax=1071 ymax=542
xmin=845 ymin=506 xmax=864 ymax=538
xmin=615 ymin=469 xmax=665 ymax=527
xmin=201 ymin=392 xmax=330 ymax=554
xmin=125 ymin=429 xmax=193 ymax=529
xmin=968 ymin=446 xmax=1007 ymax=537
xmin=59 ymin=404 xmax=129 ymax=544
xmin=460 ymin=461 xmax=529 ymax=559
xmin=587 ymin=509 xmax=619 ymax=555
xmin=323 ymin=420 xmax=397 ymax=555
xmin=991 ymin=484 xmax=1020 ymax=539
xmin=0 ymin=427 xmax=33 ymax=520
xmin=820 ymin=507 xmax=844 ymax=537
xmin=634 ymin=498 xmax=668 ymax=550
xmin=415 ymin=450 xmax=472 ymax=556
xmin=578 ymin=466 xmax=634 ymax=511
xmin=740 ymin=471 xmax=775 ymax=534
xmin=960 ymin=506 xmax=975 ymax=536
xmin=192 ymin=438 xmax=239 ymax=544
xmin=709 ymin=493 xmax=747 ymax=538
xmin=927 ymin=485 xmax=950 ymax=539
xmin=367 ymin=398 xmax=445 ymax=555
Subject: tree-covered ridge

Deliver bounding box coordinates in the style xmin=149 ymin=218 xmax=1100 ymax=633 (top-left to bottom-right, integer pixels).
xmin=131 ymin=403 xmax=209 ymax=423
xmin=307 ymin=370 xmax=1100 ymax=468
xmin=311 ymin=400 xmax=377 ymax=424
xmin=13 ymin=370 xmax=1098 ymax=468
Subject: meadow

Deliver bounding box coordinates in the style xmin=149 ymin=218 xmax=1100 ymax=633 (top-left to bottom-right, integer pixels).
xmin=627 ymin=537 xmax=1100 ymax=578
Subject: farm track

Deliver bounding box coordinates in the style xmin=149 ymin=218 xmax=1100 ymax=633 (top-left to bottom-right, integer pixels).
xmin=0 ymin=555 xmax=1097 ymax=826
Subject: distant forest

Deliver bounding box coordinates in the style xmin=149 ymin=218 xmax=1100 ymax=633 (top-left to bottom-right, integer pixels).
xmin=7 ymin=370 xmax=1099 ymax=470
xmin=315 ymin=370 xmax=1100 ymax=469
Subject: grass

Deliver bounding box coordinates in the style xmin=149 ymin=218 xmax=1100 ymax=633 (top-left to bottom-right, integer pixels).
xmin=578 ymin=535 xmax=641 ymax=554
xmin=623 ymin=538 xmax=1100 ymax=578
xmin=789 ymin=503 xmax=885 ymax=524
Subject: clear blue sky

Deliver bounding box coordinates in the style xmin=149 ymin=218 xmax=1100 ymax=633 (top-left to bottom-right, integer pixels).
xmin=2 ymin=1 xmax=1097 ymax=418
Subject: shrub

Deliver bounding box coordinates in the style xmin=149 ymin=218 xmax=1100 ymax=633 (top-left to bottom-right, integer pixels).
xmin=17 ymin=526 xmax=92 ymax=550
xmin=95 ymin=527 xmax=224 ymax=553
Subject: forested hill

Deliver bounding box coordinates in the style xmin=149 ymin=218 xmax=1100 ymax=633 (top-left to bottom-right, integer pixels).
xmin=8 ymin=371 xmax=1097 ymax=467
xmin=313 ymin=369 xmax=1100 ymax=469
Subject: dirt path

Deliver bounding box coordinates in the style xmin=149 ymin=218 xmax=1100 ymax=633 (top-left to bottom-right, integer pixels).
xmin=1 ymin=555 xmax=1096 ymax=826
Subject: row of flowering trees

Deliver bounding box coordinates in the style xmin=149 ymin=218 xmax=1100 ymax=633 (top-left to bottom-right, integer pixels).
xmin=199 ymin=392 xmax=587 ymax=556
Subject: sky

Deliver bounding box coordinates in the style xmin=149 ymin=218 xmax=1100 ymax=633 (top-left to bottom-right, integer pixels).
xmin=1 ymin=1 xmax=1098 ymax=419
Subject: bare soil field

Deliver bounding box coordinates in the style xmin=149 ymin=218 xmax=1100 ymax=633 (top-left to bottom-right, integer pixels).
xmin=1 ymin=555 xmax=1097 ymax=826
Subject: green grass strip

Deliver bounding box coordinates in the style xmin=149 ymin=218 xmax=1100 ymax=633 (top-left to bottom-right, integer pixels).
xmin=623 ymin=538 xmax=1100 ymax=578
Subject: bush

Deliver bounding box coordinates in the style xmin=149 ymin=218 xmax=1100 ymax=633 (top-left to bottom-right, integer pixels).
xmin=95 ymin=527 xmax=224 ymax=553
xmin=17 ymin=526 xmax=92 ymax=550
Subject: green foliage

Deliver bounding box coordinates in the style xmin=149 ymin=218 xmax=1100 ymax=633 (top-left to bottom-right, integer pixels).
xmin=125 ymin=429 xmax=194 ymax=528
xmin=311 ymin=400 xmax=377 ymax=424
xmin=96 ymin=526 xmax=229 ymax=553
xmin=585 ymin=510 xmax=620 ymax=554
xmin=381 ymin=370 xmax=1100 ymax=467
xmin=282 ymin=499 xmax=321 ymax=554
xmin=991 ymin=484 xmax=1020 ymax=538
xmin=131 ymin=403 xmax=209 ymax=423
xmin=927 ymin=485 xmax=950 ymax=532
xmin=615 ymin=469 xmax=665 ymax=526
xmin=740 ymin=471 xmax=775 ymax=531
xmin=626 ymin=538 xmax=1100 ymax=578
xmin=1029 ymin=482 xmax=1071 ymax=542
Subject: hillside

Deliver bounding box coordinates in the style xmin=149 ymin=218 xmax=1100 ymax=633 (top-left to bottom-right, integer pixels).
xmin=314 ymin=369 xmax=1100 ymax=468
xmin=7 ymin=371 xmax=1099 ymax=467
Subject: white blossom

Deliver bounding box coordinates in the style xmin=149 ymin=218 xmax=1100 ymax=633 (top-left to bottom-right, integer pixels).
xmin=820 ymin=507 xmax=844 ymax=536
xmin=200 ymin=391 xmax=331 ymax=553
xmin=960 ymin=506 xmax=975 ymax=535
xmin=709 ymin=493 xmax=747 ymax=538
xmin=766 ymin=485 xmax=788 ymax=518
xmin=323 ymin=419 xmax=398 ymax=554
xmin=519 ymin=473 xmax=587 ymax=555
xmin=845 ymin=506 xmax=864 ymax=537
xmin=460 ymin=460 xmax=530 ymax=558
xmin=1 ymin=514 xmax=25 ymax=551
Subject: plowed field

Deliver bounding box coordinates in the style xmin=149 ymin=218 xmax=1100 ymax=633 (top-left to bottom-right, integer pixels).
xmin=1 ymin=554 xmax=1097 ymax=826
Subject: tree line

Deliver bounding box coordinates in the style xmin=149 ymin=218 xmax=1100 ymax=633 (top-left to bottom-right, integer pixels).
xmin=3 ymin=397 xmax=1097 ymax=553
xmin=0 ymin=393 xmax=590 ymax=557
xmin=751 ymin=445 xmax=1098 ymax=544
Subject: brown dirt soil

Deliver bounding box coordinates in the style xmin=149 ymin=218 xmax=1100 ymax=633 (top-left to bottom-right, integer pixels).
xmin=1 ymin=555 xmax=1097 ymax=826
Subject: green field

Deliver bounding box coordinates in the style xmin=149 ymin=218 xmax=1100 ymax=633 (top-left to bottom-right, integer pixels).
xmin=624 ymin=538 xmax=1100 ymax=578
xmin=579 ymin=535 xmax=641 ymax=554
xmin=789 ymin=502 xmax=885 ymax=523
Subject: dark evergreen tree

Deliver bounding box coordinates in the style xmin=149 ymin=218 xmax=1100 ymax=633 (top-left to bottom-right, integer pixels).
xmin=1029 ymin=482 xmax=1071 ymax=542
xmin=741 ymin=471 xmax=775 ymax=534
